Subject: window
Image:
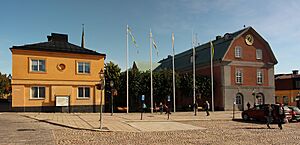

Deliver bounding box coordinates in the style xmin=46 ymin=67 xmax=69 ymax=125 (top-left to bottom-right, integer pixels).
xmin=256 ymin=49 xmax=262 ymax=60
xmin=296 ymin=81 xmax=300 ymax=89
xmin=283 ymin=96 xmax=289 ymax=105
xmin=31 ymin=86 xmax=45 ymax=99
xmin=30 ymin=59 xmax=45 ymax=72
xmin=78 ymin=87 xmax=90 ymax=98
xmin=235 ymin=46 xmax=242 ymax=58
xmin=77 ymin=62 xmax=90 ymax=74
xmin=275 ymin=96 xmax=280 ymax=104
xmin=257 ymin=70 xmax=263 ymax=84
xmin=235 ymin=94 xmax=242 ymax=105
xmin=235 ymin=69 xmax=243 ymax=84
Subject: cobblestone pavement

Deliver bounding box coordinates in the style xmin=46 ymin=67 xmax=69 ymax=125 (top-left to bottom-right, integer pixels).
xmin=53 ymin=120 xmax=300 ymax=145
xmin=0 ymin=113 xmax=63 ymax=145
xmin=3 ymin=113 xmax=300 ymax=145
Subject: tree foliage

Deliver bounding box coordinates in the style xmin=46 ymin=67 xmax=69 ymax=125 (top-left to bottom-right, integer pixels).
xmin=0 ymin=73 xmax=11 ymax=98
xmin=105 ymin=61 xmax=212 ymax=111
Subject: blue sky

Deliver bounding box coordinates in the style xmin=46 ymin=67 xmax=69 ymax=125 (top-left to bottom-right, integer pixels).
xmin=1 ymin=0 xmax=300 ymax=75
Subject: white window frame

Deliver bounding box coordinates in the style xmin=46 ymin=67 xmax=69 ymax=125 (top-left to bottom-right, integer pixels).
xmin=256 ymin=49 xmax=262 ymax=60
xmin=77 ymin=86 xmax=90 ymax=98
xmin=235 ymin=46 xmax=242 ymax=58
xmin=30 ymin=59 xmax=46 ymax=72
xmin=77 ymin=62 xmax=90 ymax=74
xmin=236 ymin=94 xmax=242 ymax=105
xmin=30 ymin=86 xmax=45 ymax=99
xmin=235 ymin=69 xmax=243 ymax=84
xmin=257 ymin=70 xmax=263 ymax=84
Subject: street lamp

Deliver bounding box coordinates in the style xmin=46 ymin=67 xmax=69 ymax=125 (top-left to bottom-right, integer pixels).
xmin=110 ymin=80 xmax=114 ymax=116
xmin=99 ymin=69 xmax=105 ymax=130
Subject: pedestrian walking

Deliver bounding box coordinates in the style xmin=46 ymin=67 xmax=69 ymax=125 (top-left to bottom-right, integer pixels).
xmin=264 ymin=104 xmax=273 ymax=129
xmin=247 ymin=102 xmax=251 ymax=110
xmin=165 ymin=104 xmax=171 ymax=115
xmin=276 ymin=104 xmax=285 ymax=130
xmin=204 ymin=101 xmax=210 ymax=116
xmin=159 ymin=102 xmax=163 ymax=114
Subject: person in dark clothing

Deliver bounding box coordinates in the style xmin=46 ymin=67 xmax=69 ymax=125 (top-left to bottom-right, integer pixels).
xmin=159 ymin=102 xmax=163 ymax=114
xmin=165 ymin=104 xmax=171 ymax=115
xmin=247 ymin=102 xmax=251 ymax=110
xmin=276 ymin=104 xmax=285 ymax=130
xmin=204 ymin=101 xmax=210 ymax=116
xmin=264 ymin=104 xmax=273 ymax=129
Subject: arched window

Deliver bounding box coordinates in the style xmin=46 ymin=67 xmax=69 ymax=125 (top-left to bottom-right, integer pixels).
xmin=236 ymin=94 xmax=242 ymax=105
xmin=256 ymin=93 xmax=264 ymax=105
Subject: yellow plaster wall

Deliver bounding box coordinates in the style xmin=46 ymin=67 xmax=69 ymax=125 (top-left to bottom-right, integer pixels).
xmin=11 ymin=49 xmax=104 ymax=81
xmin=11 ymin=49 xmax=105 ymax=107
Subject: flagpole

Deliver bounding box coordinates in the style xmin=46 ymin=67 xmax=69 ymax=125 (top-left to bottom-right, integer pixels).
xmin=150 ymin=29 xmax=153 ymax=114
xmin=192 ymin=31 xmax=196 ymax=115
xmin=126 ymin=24 xmax=129 ymax=114
xmin=211 ymin=41 xmax=214 ymax=112
xmin=172 ymin=33 xmax=176 ymax=113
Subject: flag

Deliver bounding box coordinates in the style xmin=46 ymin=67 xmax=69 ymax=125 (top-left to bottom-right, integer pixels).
xmin=172 ymin=32 xmax=175 ymax=53
xmin=150 ymin=31 xmax=158 ymax=57
xmin=128 ymin=26 xmax=138 ymax=53
xmin=210 ymin=41 xmax=214 ymax=58
xmin=152 ymin=38 xmax=158 ymax=56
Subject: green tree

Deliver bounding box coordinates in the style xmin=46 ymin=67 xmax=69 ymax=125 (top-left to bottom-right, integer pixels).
xmin=0 ymin=73 xmax=11 ymax=98
xmin=104 ymin=61 xmax=121 ymax=111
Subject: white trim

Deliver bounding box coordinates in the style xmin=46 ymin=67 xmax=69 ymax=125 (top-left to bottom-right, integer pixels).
xmin=235 ymin=69 xmax=243 ymax=84
xmin=256 ymin=49 xmax=263 ymax=60
xmin=30 ymin=59 xmax=46 ymax=72
xmin=77 ymin=62 xmax=91 ymax=74
xmin=257 ymin=69 xmax=263 ymax=84
xmin=30 ymin=86 xmax=46 ymax=99
xmin=77 ymin=86 xmax=91 ymax=99
xmin=235 ymin=46 xmax=242 ymax=58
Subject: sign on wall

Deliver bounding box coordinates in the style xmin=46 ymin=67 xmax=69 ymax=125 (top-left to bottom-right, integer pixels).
xmin=56 ymin=96 xmax=69 ymax=107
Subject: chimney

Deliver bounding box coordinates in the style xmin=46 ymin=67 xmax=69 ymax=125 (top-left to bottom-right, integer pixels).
xmin=216 ymin=35 xmax=222 ymax=40
xmin=292 ymin=70 xmax=299 ymax=75
xmin=47 ymin=33 xmax=68 ymax=42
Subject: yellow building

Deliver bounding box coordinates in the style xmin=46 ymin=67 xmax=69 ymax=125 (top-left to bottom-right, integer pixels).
xmin=10 ymin=33 xmax=106 ymax=112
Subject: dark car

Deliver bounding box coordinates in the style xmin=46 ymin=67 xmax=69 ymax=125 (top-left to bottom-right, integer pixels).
xmin=242 ymin=104 xmax=290 ymax=122
xmin=288 ymin=106 xmax=300 ymax=121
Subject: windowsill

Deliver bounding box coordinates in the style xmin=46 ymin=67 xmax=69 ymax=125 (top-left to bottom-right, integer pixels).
xmin=30 ymin=98 xmax=45 ymax=100
xmin=76 ymin=73 xmax=91 ymax=75
xmin=77 ymin=97 xmax=90 ymax=100
xmin=29 ymin=71 xmax=47 ymax=74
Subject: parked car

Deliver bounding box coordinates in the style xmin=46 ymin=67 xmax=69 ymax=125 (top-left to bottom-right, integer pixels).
xmin=288 ymin=106 xmax=300 ymax=121
xmin=283 ymin=106 xmax=293 ymax=122
xmin=242 ymin=104 xmax=290 ymax=123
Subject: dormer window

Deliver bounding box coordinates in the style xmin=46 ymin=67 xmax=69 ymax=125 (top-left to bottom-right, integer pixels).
xmin=256 ymin=49 xmax=262 ymax=60
xmin=235 ymin=46 xmax=242 ymax=58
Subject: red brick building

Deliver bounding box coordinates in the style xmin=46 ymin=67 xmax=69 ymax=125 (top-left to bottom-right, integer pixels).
xmin=275 ymin=70 xmax=300 ymax=107
xmin=156 ymin=27 xmax=278 ymax=110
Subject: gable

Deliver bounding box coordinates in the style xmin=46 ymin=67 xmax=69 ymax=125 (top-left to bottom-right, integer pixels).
xmin=223 ymin=27 xmax=277 ymax=65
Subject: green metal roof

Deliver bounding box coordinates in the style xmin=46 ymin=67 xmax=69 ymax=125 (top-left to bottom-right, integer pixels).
xmin=155 ymin=27 xmax=250 ymax=71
